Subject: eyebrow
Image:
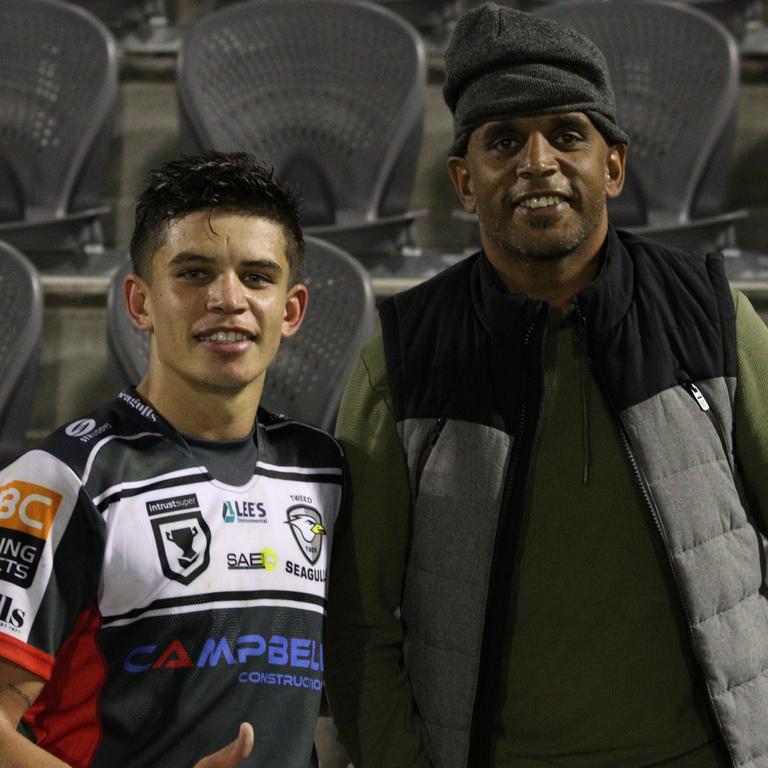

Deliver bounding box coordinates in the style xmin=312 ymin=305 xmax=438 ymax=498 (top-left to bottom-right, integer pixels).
xmin=167 ymin=252 xmax=284 ymax=272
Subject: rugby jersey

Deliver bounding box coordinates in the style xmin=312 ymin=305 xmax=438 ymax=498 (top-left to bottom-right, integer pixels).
xmin=0 ymin=389 xmax=345 ymax=767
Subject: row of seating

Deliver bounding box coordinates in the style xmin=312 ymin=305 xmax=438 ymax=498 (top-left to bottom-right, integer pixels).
xmin=0 ymin=0 xmax=750 ymax=262
xmin=0 ymin=238 xmax=376 ymax=468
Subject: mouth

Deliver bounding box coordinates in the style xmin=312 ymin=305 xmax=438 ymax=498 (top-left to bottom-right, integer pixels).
xmin=517 ymin=193 xmax=568 ymax=210
xmin=194 ymin=328 xmax=259 ymax=355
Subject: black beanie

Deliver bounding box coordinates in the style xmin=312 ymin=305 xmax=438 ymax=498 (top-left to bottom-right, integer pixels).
xmin=443 ymin=2 xmax=629 ymax=155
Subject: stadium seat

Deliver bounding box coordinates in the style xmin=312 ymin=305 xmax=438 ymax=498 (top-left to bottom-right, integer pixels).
xmin=0 ymin=0 xmax=118 ymax=254
xmin=0 ymin=241 xmax=44 ymax=468
xmin=177 ymin=0 xmax=427 ymax=257
xmin=107 ymin=237 xmax=377 ymax=431
xmin=538 ymin=0 xmax=746 ymax=252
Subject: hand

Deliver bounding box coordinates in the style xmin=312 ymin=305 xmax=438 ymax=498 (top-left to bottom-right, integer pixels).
xmin=193 ymin=723 xmax=254 ymax=768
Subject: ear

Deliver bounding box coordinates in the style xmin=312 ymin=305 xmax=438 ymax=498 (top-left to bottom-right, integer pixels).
xmin=447 ymin=155 xmax=477 ymax=214
xmin=281 ymin=282 xmax=309 ymax=339
xmin=605 ymin=143 xmax=627 ymax=199
xmin=124 ymin=272 xmax=153 ymax=332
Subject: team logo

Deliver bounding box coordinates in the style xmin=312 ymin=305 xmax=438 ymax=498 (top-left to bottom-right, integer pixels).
xmin=150 ymin=511 xmax=211 ymax=585
xmin=286 ymin=505 xmax=326 ymax=565
xmin=65 ymin=419 xmax=96 ymax=437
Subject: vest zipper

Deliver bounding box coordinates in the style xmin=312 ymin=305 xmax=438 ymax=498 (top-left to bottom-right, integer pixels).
xmin=467 ymin=314 xmax=541 ymax=768
xmin=413 ymin=413 xmax=447 ymax=498
xmin=680 ymin=379 xmax=735 ymax=476
xmin=617 ymin=421 xmax=735 ymax=766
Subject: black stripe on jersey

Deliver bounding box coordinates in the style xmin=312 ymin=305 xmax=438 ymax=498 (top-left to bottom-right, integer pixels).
xmin=101 ymin=590 xmax=327 ymax=626
xmin=95 ymin=472 xmax=210 ymax=513
xmin=254 ymin=467 xmax=343 ymax=484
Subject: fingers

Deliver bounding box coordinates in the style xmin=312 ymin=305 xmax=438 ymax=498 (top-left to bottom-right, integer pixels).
xmin=192 ymin=722 xmax=254 ymax=768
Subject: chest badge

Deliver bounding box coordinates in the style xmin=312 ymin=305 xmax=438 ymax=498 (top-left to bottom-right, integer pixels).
xmin=286 ymin=505 xmax=326 ymax=565
xmin=147 ymin=494 xmax=211 ymax=585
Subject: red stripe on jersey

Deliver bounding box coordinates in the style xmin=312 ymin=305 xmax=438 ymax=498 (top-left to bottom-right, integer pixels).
xmin=23 ymin=607 xmax=106 ymax=768
xmin=0 ymin=632 xmax=55 ymax=681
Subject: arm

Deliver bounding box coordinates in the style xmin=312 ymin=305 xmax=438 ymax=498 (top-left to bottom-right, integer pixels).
xmin=0 ymin=659 xmax=70 ymax=767
xmin=0 ymin=655 xmax=253 ymax=768
xmin=325 ymin=334 xmax=432 ymax=768
xmin=733 ymin=289 xmax=768 ymax=534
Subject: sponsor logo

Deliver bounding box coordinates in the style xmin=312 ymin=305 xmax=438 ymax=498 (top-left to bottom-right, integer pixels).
xmin=64 ymin=419 xmax=112 ymax=443
xmin=147 ymin=495 xmax=210 ymax=585
xmin=227 ymin=548 xmax=278 ymax=571
xmin=286 ymin=503 xmax=325 ymax=565
xmin=124 ymin=635 xmax=324 ymax=680
xmin=0 ymin=481 xmax=61 ymax=588
xmin=146 ymin=494 xmax=198 ymax=515
xmin=0 ymin=593 xmax=25 ymax=632
xmin=222 ymin=500 xmax=267 ymax=524
xmin=285 ymin=560 xmax=326 ymax=583
xmin=65 ymin=419 xmax=96 ymax=437
xmin=238 ymin=671 xmax=322 ymax=690
xmin=118 ymin=391 xmax=157 ymax=422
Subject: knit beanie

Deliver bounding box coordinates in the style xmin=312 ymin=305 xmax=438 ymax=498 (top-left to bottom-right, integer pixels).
xmin=443 ymin=2 xmax=629 ymax=155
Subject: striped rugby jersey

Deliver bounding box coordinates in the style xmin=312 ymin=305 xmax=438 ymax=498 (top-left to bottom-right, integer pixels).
xmin=0 ymin=389 xmax=345 ymax=767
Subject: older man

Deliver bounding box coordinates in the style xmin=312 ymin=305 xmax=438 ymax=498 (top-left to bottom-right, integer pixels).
xmin=326 ymin=4 xmax=768 ymax=768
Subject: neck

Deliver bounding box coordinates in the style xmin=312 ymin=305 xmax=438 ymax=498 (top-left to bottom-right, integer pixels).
xmin=136 ymin=367 xmax=261 ymax=441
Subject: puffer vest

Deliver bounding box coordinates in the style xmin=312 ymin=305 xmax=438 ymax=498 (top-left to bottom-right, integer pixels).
xmin=379 ymin=226 xmax=768 ymax=768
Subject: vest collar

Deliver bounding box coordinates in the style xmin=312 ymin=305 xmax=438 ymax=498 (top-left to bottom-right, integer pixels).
xmin=472 ymin=224 xmax=633 ymax=344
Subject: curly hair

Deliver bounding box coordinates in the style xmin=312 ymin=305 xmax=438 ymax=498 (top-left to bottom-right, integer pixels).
xmin=130 ymin=151 xmax=304 ymax=283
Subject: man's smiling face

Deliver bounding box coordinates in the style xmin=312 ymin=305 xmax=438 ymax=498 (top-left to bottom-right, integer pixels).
xmin=448 ymin=112 xmax=626 ymax=266
xmin=129 ymin=210 xmax=306 ymax=398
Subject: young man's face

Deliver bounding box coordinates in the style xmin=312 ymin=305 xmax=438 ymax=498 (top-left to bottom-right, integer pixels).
xmin=127 ymin=210 xmax=306 ymax=397
xmin=448 ymin=112 xmax=626 ymax=266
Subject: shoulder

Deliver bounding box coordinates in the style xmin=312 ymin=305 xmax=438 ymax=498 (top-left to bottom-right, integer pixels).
xmin=380 ymin=252 xmax=478 ymax=321
xmin=257 ymin=409 xmax=345 ymax=474
xmin=35 ymin=396 xmax=162 ymax=482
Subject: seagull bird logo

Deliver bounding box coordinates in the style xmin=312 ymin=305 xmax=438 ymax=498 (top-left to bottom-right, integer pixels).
xmin=286 ymin=505 xmax=326 ymax=564
xmin=288 ymin=511 xmax=327 ymax=542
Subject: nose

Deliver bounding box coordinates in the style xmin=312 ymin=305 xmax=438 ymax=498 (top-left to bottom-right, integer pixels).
xmin=516 ymin=132 xmax=558 ymax=179
xmin=207 ymin=271 xmax=247 ymax=314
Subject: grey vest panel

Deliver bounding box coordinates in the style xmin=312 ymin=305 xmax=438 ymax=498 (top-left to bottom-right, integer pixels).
xmin=398 ymin=417 xmax=512 ymax=768
xmin=620 ymin=376 xmax=768 ymax=767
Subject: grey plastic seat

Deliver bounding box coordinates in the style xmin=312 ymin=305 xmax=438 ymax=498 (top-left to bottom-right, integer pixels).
xmin=177 ymin=0 xmax=427 ymax=257
xmin=107 ymin=237 xmax=377 ymax=430
xmin=0 ymin=242 xmax=43 ymax=468
xmin=538 ymin=0 xmax=746 ymax=251
xmin=0 ymin=0 xmax=118 ymax=253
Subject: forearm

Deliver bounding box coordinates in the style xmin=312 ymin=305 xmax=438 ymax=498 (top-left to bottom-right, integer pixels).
xmin=327 ymin=338 xmax=432 ymax=767
xmin=0 ymin=722 xmax=71 ymax=767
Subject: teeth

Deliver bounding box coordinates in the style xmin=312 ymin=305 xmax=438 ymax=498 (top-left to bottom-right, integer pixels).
xmin=520 ymin=195 xmax=562 ymax=209
xmin=202 ymin=331 xmax=249 ymax=343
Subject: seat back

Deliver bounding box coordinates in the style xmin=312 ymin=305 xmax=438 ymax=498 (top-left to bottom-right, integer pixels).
xmin=107 ymin=236 xmax=376 ymax=430
xmin=0 ymin=0 xmax=118 ymax=222
xmin=177 ymin=0 xmax=426 ymax=226
xmin=539 ymin=0 xmax=740 ymax=227
xmin=0 ymin=242 xmax=44 ymax=467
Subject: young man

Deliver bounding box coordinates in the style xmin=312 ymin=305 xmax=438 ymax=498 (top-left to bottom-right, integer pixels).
xmin=0 ymin=152 xmax=344 ymax=767
xmin=326 ymin=4 xmax=768 ymax=768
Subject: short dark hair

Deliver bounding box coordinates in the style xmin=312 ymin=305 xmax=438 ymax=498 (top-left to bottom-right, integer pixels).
xmin=130 ymin=151 xmax=304 ymax=283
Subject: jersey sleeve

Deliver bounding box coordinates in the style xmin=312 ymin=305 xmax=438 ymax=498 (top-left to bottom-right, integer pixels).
xmin=0 ymin=449 xmax=102 ymax=681
xmin=326 ymin=332 xmax=433 ymax=768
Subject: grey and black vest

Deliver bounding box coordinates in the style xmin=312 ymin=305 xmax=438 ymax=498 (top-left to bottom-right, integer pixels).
xmin=379 ymin=226 xmax=768 ymax=768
